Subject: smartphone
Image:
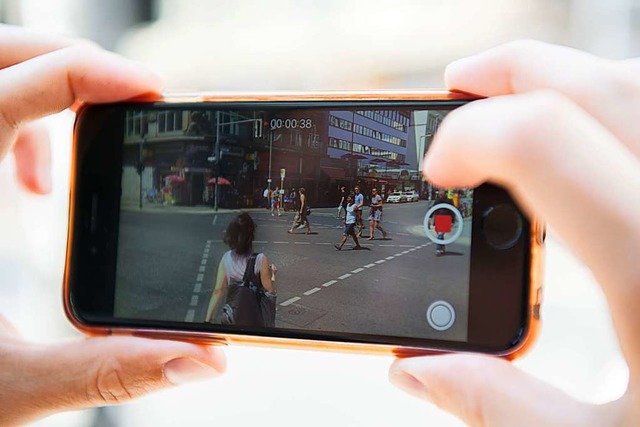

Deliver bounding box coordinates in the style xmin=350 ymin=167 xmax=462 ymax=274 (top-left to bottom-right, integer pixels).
xmin=65 ymin=91 xmax=544 ymax=359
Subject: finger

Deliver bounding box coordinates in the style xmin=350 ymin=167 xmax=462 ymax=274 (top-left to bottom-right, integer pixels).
xmin=0 ymin=336 xmax=225 ymax=425
xmin=0 ymin=43 xmax=163 ymax=166
xmin=12 ymin=123 xmax=51 ymax=194
xmin=389 ymin=355 xmax=611 ymax=427
xmin=0 ymin=24 xmax=83 ymax=69
xmin=423 ymin=91 xmax=640 ymax=373
xmin=444 ymin=40 xmax=640 ymax=158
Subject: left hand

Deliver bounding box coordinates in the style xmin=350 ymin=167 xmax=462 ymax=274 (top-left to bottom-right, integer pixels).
xmin=0 ymin=25 xmax=226 ymax=426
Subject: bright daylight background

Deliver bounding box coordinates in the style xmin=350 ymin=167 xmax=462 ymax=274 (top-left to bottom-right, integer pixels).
xmin=1 ymin=0 xmax=639 ymax=426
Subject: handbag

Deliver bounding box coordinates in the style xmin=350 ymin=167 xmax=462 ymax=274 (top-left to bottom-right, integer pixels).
xmin=220 ymin=253 xmax=276 ymax=327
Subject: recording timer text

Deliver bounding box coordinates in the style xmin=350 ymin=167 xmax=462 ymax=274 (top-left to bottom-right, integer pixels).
xmin=270 ymin=118 xmax=314 ymax=130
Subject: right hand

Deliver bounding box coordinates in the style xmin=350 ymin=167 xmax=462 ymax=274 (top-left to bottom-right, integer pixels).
xmin=0 ymin=25 xmax=226 ymax=425
xmin=389 ymin=40 xmax=640 ymax=426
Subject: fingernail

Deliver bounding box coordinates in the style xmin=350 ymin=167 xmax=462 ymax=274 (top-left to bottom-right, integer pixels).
xmin=164 ymin=358 xmax=221 ymax=385
xmin=389 ymin=370 xmax=429 ymax=400
xmin=444 ymin=57 xmax=474 ymax=88
xmin=422 ymin=155 xmax=433 ymax=181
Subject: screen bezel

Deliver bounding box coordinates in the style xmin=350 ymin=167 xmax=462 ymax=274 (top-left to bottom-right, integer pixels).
xmin=67 ymin=100 xmax=531 ymax=354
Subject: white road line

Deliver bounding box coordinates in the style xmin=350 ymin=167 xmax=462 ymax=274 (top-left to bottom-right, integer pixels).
xmin=398 ymin=245 xmax=413 ymax=248
xmin=361 ymin=243 xmax=373 ymax=246
xmin=198 ymin=266 xmax=206 ymax=273
xmin=379 ymin=244 xmax=395 ymax=247
xmin=304 ymin=287 xmax=321 ymax=296
xmin=190 ymin=295 xmax=199 ymax=306
xmin=273 ymin=241 xmax=289 ymax=244
xmin=338 ymin=273 xmax=352 ymax=280
xmin=254 ymin=240 xmax=268 ymax=244
xmin=316 ymin=242 xmax=332 ymax=245
xmin=351 ymin=268 xmax=364 ymax=274
xmin=385 ymin=256 xmax=395 ymax=260
xmin=207 ymin=240 xmax=212 ymax=244
xmin=196 ymin=273 xmax=204 ymax=282
xmin=212 ymin=215 xmax=218 ymax=225
xmin=394 ymin=253 xmax=403 ymax=257
xmin=396 ymin=232 xmax=409 ymax=236
xmin=185 ymin=310 xmax=195 ymax=322
xmin=322 ymin=280 xmax=337 ymax=287
xmin=280 ymin=297 xmax=301 ymax=306
xmin=193 ymin=283 xmax=202 ymax=293
xmin=409 ymin=248 xmax=417 ymax=251
xmin=294 ymin=242 xmax=311 ymax=245
xmin=375 ymin=260 xmax=386 ymax=264
xmin=201 ymin=258 xmax=207 ymax=265
xmin=364 ymin=263 xmax=376 ymax=268
xmin=402 ymin=250 xmax=410 ymax=254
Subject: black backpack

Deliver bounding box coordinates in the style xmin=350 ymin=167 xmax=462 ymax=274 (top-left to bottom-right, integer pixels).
xmin=220 ymin=253 xmax=276 ymax=328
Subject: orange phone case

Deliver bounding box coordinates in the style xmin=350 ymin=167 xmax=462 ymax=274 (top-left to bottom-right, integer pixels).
xmin=64 ymin=90 xmax=544 ymax=360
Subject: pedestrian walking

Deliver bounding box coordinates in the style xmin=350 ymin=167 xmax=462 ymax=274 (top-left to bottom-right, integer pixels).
xmin=334 ymin=194 xmax=362 ymax=250
xmin=271 ymin=186 xmax=282 ymax=216
xmin=432 ymin=190 xmax=457 ymax=256
xmin=354 ymin=185 xmax=365 ymax=237
xmin=367 ymin=188 xmax=387 ymax=240
xmin=337 ymin=186 xmax=347 ymax=219
xmin=262 ymin=185 xmax=270 ymax=209
xmin=288 ymin=187 xmax=311 ymax=234
xmin=206 ymin=212 xmax=277 ymax=326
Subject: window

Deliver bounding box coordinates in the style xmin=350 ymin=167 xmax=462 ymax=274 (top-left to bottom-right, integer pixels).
xmin=157 ymin=110 xmax=184 ymax=134
xmin=355 ymin=110 xmax=407 ymax=132
xmin=126 ymin=110 xmax=144 ymax=137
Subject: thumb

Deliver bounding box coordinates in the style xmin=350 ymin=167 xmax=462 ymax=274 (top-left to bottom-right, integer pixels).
xmin=389 ymin=354 xmax=604 ymax=427
xmin=1 ymin=335 xmax=225 ymax=425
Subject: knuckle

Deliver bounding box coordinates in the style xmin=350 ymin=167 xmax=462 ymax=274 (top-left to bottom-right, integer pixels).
xmin=501 ymin=91 xmax=569 ymax=162
xmin=500 ymin=39 xmax=544 ymax=65
xmin=86 ymin=357 xmax=135 ymax=405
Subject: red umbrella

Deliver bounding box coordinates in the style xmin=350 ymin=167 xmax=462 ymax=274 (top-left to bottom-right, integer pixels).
xmin=341 ymin=153 xmax=367 ymax=160
xmin=369 ymin=158 xmax=389 ymax=164
xmin=208 ymin=177 xmax=231 ymax=186
xmin=387 ymin=159 xmax=409 ymax=167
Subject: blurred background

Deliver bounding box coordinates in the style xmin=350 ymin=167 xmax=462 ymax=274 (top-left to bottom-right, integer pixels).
xmin=0 ymin=0 xmax=637 ymax=426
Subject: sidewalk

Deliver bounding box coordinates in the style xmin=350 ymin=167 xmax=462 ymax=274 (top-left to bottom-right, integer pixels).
xmin=121 ymin=202 xmax=342 ymax=216
xmin=120 ymin=201 xmax=263 ymax=215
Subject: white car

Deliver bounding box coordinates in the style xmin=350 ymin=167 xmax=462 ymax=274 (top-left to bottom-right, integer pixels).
xmin=402 ymin=191 xmax=419 ymax=202
xmin=386 ymin=192 xmax=405 ymax=203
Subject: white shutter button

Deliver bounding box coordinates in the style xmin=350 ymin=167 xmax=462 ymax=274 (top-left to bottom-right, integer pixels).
xmin=426 ymin=301 xmax=455 ymax=331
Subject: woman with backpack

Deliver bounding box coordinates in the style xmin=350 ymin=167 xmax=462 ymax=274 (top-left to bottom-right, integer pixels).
xmin=205 ymin=212 xmax=277 ymax=326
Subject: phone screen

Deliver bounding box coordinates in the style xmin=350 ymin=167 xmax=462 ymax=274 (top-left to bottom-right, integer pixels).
xmin=112 ymin=106 xmax=473 ymax=342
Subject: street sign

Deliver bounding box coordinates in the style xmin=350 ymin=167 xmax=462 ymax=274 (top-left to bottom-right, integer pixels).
xmin=280 ymin=168 xmax=286 ymax=179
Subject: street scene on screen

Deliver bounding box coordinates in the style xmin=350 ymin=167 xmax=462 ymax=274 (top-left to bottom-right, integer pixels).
xmin=114 ymin=108 xmax=472 ymax=341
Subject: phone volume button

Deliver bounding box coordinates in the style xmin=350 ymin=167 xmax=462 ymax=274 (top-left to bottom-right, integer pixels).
xmin=535 ymin=219 xmax=546 ymax=245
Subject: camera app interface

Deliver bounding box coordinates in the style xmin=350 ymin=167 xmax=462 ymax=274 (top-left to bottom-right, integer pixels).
xmin=115 ymin=107 xmax=472 ymax=341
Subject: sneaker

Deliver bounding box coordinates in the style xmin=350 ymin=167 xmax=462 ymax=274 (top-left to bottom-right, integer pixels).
xmin=334 ymin=244 xmax=342 ymax=251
